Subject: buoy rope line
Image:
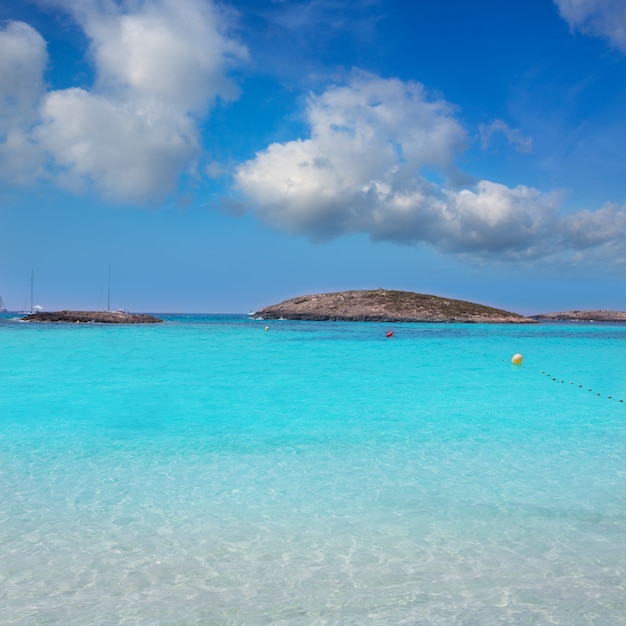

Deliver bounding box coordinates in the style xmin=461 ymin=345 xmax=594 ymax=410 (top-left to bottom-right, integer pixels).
xmin=451 ymin=344 xmax=625 ymax=405
xmin=269 ymin=326 xmax=624 ymax=404
xmin=534 ymin=367 xmax=624 ymax=403
xmin=507 ymin=355 xmax=624 ymax=404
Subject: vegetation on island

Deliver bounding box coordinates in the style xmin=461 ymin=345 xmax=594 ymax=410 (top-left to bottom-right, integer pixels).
xmin=22 ymin=311 xmax=162 ymax=324
xmin=253 ymin=289 xmax=536 ymax=323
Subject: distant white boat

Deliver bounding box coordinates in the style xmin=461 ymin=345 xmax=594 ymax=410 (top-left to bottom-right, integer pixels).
xmin=0 ymin=295 xmax=6 ymax=312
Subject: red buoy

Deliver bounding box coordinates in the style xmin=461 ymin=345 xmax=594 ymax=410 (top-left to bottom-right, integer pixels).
xmin=386 ymin=331 xmax=393 ymax=338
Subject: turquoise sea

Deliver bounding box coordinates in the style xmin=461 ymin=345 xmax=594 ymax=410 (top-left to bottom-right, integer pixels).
xmin=1 ymin=313 xmax=625 ymax=625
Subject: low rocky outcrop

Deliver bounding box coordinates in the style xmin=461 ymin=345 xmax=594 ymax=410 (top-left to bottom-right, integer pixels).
xmin=253 ymin=290 xmax=535 ymax=323
xmin=531 ymin=310 xmax=626 ymax=322
xmin=22 ymin=310 xmax=162 ymax=324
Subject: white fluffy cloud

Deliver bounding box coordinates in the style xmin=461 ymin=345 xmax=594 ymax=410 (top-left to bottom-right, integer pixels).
xmin=236 ymin=73 xmax=468 ymax=239
xmin=0 ymin=21 xmax=46 ymax=129
xmin=235 ymin=73 xmax=626 ymax=261
xmin=0 ymin=0 xmax=246 ymax=202
xmin=0 ymin=21 xmax=47 ymax=185
xmin=555 ymin=0 xmax=626 ymax=52
xmin=36 ymin=89 xmax=200 ymax=202
xmin=79 ymin=0 xmax=245 ymax=113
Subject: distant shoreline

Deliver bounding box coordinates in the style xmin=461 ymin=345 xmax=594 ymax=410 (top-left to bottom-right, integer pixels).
xmin=530 ymin=311 xmax=626 ymax=322
xmin=21 ymin=310 xmax=163 ymax=324
xmin=7 ymin=308 xmax=626 ymax=324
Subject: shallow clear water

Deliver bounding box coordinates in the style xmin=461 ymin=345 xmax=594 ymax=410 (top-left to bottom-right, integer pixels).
xmin=1 ymin=314 xmax=625 ymax=624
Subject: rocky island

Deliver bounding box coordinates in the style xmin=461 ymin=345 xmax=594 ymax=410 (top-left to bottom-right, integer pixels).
xmin=253 ymin=289 xmax=535 ymax=323
xmin=22 ymin=310 xmax=162 ymax=324
xmin=531 ymin=310 xmax=626 ymax=322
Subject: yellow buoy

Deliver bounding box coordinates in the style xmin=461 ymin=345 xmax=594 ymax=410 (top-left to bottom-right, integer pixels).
xmin=511 ymin=353 xmax=523 ymax=365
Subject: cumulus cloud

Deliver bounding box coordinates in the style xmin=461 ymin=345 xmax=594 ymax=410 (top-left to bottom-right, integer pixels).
xmin=235 ymin=72 xmax=626 ymax=261
xmin=555 ymin=0 xmax=626 ymax=52
xmin=36 ymin=88 xmax=199 ymax=202
xmin=0 ymin=21 xmax=46 ymax=129
xmin=561 ymin=202 xmax=626 ymax=248
xmin=236 ymin=73 xmax=468 ymax=239
xmin=0 ymin=0 xmax=247 ymax=203
xmin=0 ymin=20 xmax=48 ymax=184
xmin=77 ymin=0 xmax=245 ymax=113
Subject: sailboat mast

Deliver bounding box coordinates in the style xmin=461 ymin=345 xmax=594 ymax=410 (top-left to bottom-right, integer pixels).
xmin=30 ymin=270 xmax=33 ymax=313
xmin=107 ymin=265 xmax=111 ymax=312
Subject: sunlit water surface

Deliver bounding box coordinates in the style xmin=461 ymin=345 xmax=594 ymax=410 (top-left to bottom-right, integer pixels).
xmin=1 ymin=314 xmax=625 ymax=624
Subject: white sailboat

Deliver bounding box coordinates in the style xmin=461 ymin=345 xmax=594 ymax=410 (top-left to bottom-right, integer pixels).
xmin=0 ymin=294 xmax=6 ymax=312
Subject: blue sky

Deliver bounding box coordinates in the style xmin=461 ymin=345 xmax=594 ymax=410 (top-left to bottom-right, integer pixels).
xmin=1 ymin=0 xmax=626 ymax=314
